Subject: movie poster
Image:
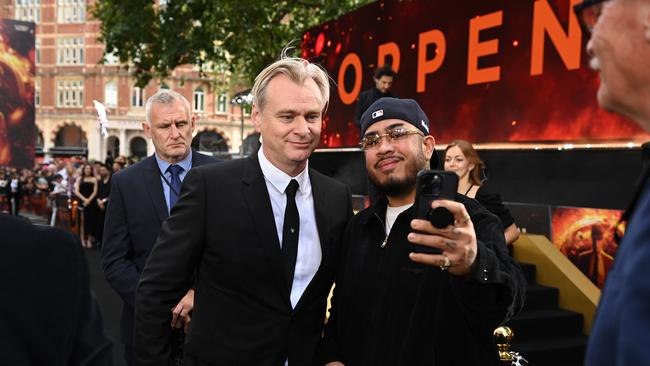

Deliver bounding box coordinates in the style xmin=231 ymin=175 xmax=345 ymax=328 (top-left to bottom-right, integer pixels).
xmin=0 ymin=19 xmax=35 ymax=169
xmin=551 ymin=207 xmax=624 ymax=288
xmin=302 ymin=0 xmax=648 ymax=148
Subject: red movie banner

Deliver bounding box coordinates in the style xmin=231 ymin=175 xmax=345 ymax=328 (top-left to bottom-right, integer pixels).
xmin=302 ymin=0 xmax=649 ymax=148
xmin=551 ymin=207 xmax=623 ymax=288
xmin=0 ymin=19 xmax=35 ymax=169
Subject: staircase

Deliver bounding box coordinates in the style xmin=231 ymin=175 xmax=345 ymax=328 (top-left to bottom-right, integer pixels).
xmin=506 ymin=262 xmax=589 ymax=366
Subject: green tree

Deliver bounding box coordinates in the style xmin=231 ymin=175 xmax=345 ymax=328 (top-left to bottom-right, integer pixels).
xmin=92 ymin=0 xmax=372 ymax=87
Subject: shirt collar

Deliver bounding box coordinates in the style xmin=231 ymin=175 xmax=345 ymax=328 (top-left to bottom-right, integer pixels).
xmin=155 ymin=150 xmax=193 ymax=174
xmin=257 ymin=148 xmax=310 ymax=196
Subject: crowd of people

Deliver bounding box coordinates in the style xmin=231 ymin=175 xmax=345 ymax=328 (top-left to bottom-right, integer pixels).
xmin=0 ymin=155 xmax=133 ymax=246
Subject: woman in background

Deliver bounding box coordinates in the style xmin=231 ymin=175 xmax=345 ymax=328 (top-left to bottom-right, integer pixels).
xmin=74 ymin=164 xmax=98 ymax=248
xmin=444 ymin=139 xmax=520 ymax=245
xmin=95 ymin=163 xmax=112 ymax=247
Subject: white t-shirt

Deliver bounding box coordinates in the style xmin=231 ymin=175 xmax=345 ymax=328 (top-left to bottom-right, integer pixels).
xmin=385 ymin=203 xmax=413 ymax=234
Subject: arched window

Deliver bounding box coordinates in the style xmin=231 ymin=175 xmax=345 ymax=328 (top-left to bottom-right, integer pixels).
xmin=191 ymin=131 xmax=228 ymax=153
xmin=35 ymin=78 xmax=41 ymax=107
xmin=130 ymin=136 xmax=147 ymax=158
xmin=55 ymin=125 xmax=87 ymax=147
xmin=105 ymin=81 xmax=118 ymax=107
xmin=242 ymin=132 xmax=261 ymax=156
xmin=35 ymin=130 xmax=44 ymax=148
xmin=106 ymin=136 xmax=120 ymax=158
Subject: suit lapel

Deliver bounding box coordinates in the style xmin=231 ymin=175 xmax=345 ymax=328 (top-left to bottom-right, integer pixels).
xmin=310 ymin=170 xmax=331 ymax=267
xmin=241 ymin=154 xmax=292 ymax=307
xmin=142 ymin=155 xmax=168 ymax=223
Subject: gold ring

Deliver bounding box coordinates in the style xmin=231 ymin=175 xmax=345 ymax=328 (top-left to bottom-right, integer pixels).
xmin=457 ymin=213 xmax=471 ymax=226
xmin=440 ymin=255 xmax=451 ymax=271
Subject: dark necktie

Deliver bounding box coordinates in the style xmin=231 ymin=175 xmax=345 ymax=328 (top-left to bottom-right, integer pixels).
xmin=282 ymin=179 xmax=300 ymax=289
xmin=167 ymin=164 xmax=184 ymax=209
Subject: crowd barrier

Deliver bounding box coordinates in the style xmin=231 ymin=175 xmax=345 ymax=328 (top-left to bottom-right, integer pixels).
xmin=2 ymin=192 xmax=79 ymax=234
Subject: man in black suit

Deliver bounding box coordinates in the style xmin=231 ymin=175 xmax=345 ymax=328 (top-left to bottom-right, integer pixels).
xmin=135 ymin=57 xmax=353 ymax=365
xmin=0 ymin=213 xmax=113 ymax=365
xmin=353 ymin=64 xmax=397 ymax=128
xmin=102 ymin=89 xmax=218 ymax=365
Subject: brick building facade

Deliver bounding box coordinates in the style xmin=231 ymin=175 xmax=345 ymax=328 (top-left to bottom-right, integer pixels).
xmin=1 ymin=0 xmax=257 ymax=162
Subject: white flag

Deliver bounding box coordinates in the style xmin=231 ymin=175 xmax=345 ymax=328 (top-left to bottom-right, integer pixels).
xmin=93 ymin=100 xmax=109 ymax=137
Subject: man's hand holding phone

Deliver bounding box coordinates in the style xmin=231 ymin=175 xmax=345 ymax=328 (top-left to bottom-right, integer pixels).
xmin=408 ymin=199 xmax=478 ymax=277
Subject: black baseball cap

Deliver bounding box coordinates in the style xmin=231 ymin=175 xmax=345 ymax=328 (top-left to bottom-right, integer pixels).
xmin=360 ymin=97 xmax=439 ymax=168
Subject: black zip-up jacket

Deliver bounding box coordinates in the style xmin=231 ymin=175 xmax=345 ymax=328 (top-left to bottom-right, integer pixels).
xmin=317 ymin=194 xmax=526 ymax=366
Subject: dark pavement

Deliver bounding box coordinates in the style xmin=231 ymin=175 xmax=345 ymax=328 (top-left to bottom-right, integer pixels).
xmin=85 ymin=247 xmax=128 ymax=366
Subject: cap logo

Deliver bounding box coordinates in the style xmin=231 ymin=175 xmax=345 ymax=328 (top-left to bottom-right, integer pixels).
xmin=420 ymin=120 xmax=429 ymax=133
xmin=372 ymin=109 xmax=384 ymax=119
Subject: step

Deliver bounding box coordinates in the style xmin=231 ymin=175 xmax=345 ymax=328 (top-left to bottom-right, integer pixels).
xmin=506 ymin=309 xmax=584 ymax=342
xmin=519 ymin=262 xmax=536 ymax=283
xmin=523 ymin=283 xmax=559 ymax=311
xmin=512 ymin=335 xmax=588 ymax=366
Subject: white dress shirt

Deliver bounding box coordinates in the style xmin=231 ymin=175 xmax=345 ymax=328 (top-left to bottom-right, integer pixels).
xmin=257 ymin=148 xmax=322 ymax=309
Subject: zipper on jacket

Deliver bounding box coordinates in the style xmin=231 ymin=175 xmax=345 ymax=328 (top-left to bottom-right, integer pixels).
xmin=375 ymin=212 xmax=389 ymax=248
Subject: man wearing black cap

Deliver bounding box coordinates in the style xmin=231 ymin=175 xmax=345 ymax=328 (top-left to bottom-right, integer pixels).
xmin=317 ymin=97 xmax=525 ymax=366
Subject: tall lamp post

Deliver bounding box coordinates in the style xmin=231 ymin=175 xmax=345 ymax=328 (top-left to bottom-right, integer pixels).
xmin=230 ymin=89 xmax=253 ymax=158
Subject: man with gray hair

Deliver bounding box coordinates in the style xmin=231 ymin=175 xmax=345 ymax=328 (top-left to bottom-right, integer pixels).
xmin=102 ymin=88 xmax=218 ymax=365
xmin=573 ymin=0 xmax=650 ymax=364
xmin=135 ymin=57 xmax=352 ymax=365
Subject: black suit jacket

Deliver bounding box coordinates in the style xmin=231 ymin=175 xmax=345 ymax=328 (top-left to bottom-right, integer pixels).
xmin=135 ymin=153 xmax=352 ymax=365
xmin=353 ymin=88 xmax=396 ymax=127
xmin=0 ymin=213 xmax=112 ymax=365
xmin=101 ymin=151 xmax=218 ymax=346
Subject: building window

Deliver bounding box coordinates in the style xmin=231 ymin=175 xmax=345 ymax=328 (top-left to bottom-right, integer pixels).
xmin=216 ymin=93 xmax=228 ymax=114
xmin=104 ymin=81 xmax=117 ymax=108
xmin=131 ymin=86 xmax=144 ymax=107
xmin=57 ymin=0 xmax=85 ymax=23
xmin=35 ymin=79 xmax=40 ymax=107
xmin=56 ymin=78 xmax=84 ymax=108
xmin=35 ymin=38 xmax=41 ymax=64
xmin=193 ymin=87 xmax=205 ymax=112
xmin=57 ymin=37 xmax=84 ymax=65
xmin=15 ymin=0 xmax=41 ymax=23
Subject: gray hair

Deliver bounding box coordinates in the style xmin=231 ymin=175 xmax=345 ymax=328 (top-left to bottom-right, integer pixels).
xmin=144 ymin=89 xmax=191 ymax=124
xmin=251 ymin=52 xmax=330 ymax=113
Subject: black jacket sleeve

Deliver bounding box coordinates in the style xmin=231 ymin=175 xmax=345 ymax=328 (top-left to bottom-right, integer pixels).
xmin=135 ymin=167 xmax=208 ymax=365
xmin=448 ymin=195 xmax=526 ymax=326
xmin=101 ymin=173 xmax=140 ymax=308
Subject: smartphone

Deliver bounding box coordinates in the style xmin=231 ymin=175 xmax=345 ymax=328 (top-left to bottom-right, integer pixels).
xmin=411 ymin=170 xmax=459 ymax=254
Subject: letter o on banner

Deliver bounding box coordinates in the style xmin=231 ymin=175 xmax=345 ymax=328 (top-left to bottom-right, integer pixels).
xmin=337 ymin=53 xmax=362 ymax=105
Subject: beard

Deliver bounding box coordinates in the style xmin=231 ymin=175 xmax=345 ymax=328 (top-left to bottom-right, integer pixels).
xmin=368 ymin=148 xmax=427 ymax=198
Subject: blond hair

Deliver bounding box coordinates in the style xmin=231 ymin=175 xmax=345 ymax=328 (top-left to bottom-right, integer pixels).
xmin=251 ymin=52 xmax=330 ymax=113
